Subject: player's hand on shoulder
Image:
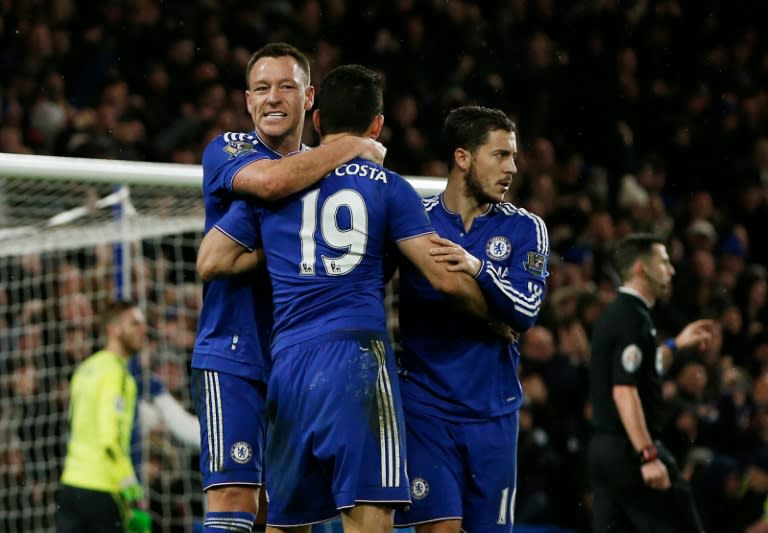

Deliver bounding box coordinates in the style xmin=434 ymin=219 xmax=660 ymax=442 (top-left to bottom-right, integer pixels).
xmin=641 ymin=459 xmax=671 ymax=491
xmin=429 ymin=235 xmax=482 ymax=276
xmin=357 ymin=137 xmax=387 ymax=165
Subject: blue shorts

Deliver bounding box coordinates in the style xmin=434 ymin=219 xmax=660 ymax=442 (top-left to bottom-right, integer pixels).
xmin=265 ymin=332 xmax=410 ymax=527
xmin=394 ymin=408 xmax=519 ymax=533
xmin=190 ymin=368 xmax=267 ymax=490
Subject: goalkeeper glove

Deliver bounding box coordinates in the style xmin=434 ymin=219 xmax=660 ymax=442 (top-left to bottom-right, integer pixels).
xmin=119 ymin=483 xmax=144 ymax=506
xmin=126 ymin=508 xmax=152 ymax=533
xmin=119 ymin=478 xmax=151 ymax=533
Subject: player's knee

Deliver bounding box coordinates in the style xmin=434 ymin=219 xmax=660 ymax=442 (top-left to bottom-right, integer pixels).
xmin=206 ymin=485 xmax=260 ymax=514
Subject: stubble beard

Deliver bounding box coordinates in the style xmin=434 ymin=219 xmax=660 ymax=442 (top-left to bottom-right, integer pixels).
xmin=119 ymin=331 xmax=142 ymax=355
xmin=463 ymin=163 xmax=497 ymax=206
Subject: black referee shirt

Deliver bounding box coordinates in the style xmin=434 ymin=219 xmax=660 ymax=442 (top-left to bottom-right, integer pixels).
xmin=589 ymin=289 xmax=664 ymax=438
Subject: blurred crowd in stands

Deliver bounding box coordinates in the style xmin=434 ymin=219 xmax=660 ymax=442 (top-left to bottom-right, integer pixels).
xmin=2 ymin=0 xmax=768 ymax=532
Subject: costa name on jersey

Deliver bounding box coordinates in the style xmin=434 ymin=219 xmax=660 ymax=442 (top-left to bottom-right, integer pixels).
xmin=333 ymin=162 xmax=388 ymax=182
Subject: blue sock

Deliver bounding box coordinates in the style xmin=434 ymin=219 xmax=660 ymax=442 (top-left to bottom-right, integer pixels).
xmin=203 ymin=511 xmax=256 ymax=533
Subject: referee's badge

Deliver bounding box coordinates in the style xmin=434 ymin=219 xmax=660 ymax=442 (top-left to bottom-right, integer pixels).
xmin=621 ymin=344 xmax=643 ymax=373
xmin=230 ymin=441 xmax=253 ymax=464
xmin=655 ymin=346 xmax=664 ymax=376
xmin=411 ymin=477 xmax=430 ymax=500
xmin=486 ymin=236 xmax=511 ymax=261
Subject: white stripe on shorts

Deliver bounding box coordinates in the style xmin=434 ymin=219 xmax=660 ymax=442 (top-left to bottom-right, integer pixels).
xmin=204 ymin=370 xmax=224 ymax=472
xmin=373 ymin=340 xmax=401 ymax=488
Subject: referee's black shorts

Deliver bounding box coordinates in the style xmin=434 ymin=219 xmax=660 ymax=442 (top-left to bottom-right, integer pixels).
xmin=55 ymin=484 xmax=125 ymax=533
xmin=588 ymin=434 xmax=702 ymax=533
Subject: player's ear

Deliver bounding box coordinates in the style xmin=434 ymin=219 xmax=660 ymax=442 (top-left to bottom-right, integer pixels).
xmin=367 ymin=114 xmax=384 ymax=139
xmin=304 ymin=86 xmax=315 ymax=111
xmin=454 ymin=147 xmax=471 ymax=171
xmin=245 ymin=90 xmax=254 ymax=115
xmin=312 ymin=109 xmax=323 ymax=136
xmin=632 ymin=258 xmax=646 ymax=280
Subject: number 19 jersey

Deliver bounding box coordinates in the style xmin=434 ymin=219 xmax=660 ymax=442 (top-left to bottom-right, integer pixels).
xmin=216 ymin=157 xmax=433 ymax=352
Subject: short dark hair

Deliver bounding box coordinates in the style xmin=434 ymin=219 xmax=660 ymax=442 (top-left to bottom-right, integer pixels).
xmin=315 ymin=64 xmax=383 ymax=136
xmin=611 ymin=233 xmax=665 ymax=282
xmin=245 ymin=42 xmax=311 ymax=88
xmin=100 ymin=300 xmax=139 ymax=332
xmin=441 ymin=106 xmax=517 ymax=168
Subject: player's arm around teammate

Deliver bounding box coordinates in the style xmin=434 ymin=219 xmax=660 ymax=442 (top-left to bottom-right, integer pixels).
xmin=396 ymin=232 xmax=492 ymax=319
xmin=199 ymin=195 xmax=494 ymax=320
xmin=197 ymin=236 xmax=264 ymax=281
xmin=193 ymin=43 xmax=388 ymax=533
xmin=231 ymin=134 xmax=385 ymax=201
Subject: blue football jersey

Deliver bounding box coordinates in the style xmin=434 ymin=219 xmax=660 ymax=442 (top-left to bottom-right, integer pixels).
xmin=215 ymin=157 xmax=434 ymax=354
xmin=398 ymin=194 xmax=550 ymax=420
xmin=192 ymin=131 xmax=305 ymax=381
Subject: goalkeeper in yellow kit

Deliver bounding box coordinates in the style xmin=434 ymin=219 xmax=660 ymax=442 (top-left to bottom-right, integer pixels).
xmin=55 ymin=300 xmax=151 ymax=533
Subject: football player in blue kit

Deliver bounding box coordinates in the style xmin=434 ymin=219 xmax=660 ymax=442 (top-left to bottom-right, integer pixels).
xmin=198 ymin=65 xmax=497 ymax=533
xmin=190 ymin=43 xmax=386 ymax=533
xmin=393 ymin=106 xmax=551 ymax=533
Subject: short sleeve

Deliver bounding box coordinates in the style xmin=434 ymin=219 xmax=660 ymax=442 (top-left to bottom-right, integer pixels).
xmin=214 ymin=199 xmax=262 ymax=251
xmin=387 ymin=174 xmax=434 ymax=242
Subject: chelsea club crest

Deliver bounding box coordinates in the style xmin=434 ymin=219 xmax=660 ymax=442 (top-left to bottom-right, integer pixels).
xmin=411 ymin=477 xmax=430 ymax=500
xmin=486 ymin=236 xmax=511 ymax=261
xmin=230 ymin=441 xmax=253 ymax=464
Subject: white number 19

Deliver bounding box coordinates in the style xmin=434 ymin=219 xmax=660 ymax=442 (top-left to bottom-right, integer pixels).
xmin=299 ymin=188 xmax=368 ymax=276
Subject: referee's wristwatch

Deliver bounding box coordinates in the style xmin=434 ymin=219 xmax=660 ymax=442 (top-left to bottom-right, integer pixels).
xmin=639 ymin=445 xmax=659 ymax=464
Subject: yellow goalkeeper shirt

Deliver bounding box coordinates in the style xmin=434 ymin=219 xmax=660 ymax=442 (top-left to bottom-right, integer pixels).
xmin=60 ymin=349 xmax=138 ymax=493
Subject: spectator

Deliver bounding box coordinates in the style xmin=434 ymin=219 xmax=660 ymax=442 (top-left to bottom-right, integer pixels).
xmin=3 ymin=2 xmax=768 ymax=531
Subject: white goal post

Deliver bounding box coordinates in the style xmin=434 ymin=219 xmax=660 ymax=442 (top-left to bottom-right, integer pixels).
xmin=0 ymin=152 xmax=444 ymax=533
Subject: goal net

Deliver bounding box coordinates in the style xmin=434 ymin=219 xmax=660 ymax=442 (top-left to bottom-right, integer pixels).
xmin=0 ymin=152 xmax=444 ymax=533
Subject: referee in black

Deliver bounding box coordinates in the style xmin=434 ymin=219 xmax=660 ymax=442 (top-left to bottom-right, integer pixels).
xmin=588 ymin=233 xmax=714 ymax=533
